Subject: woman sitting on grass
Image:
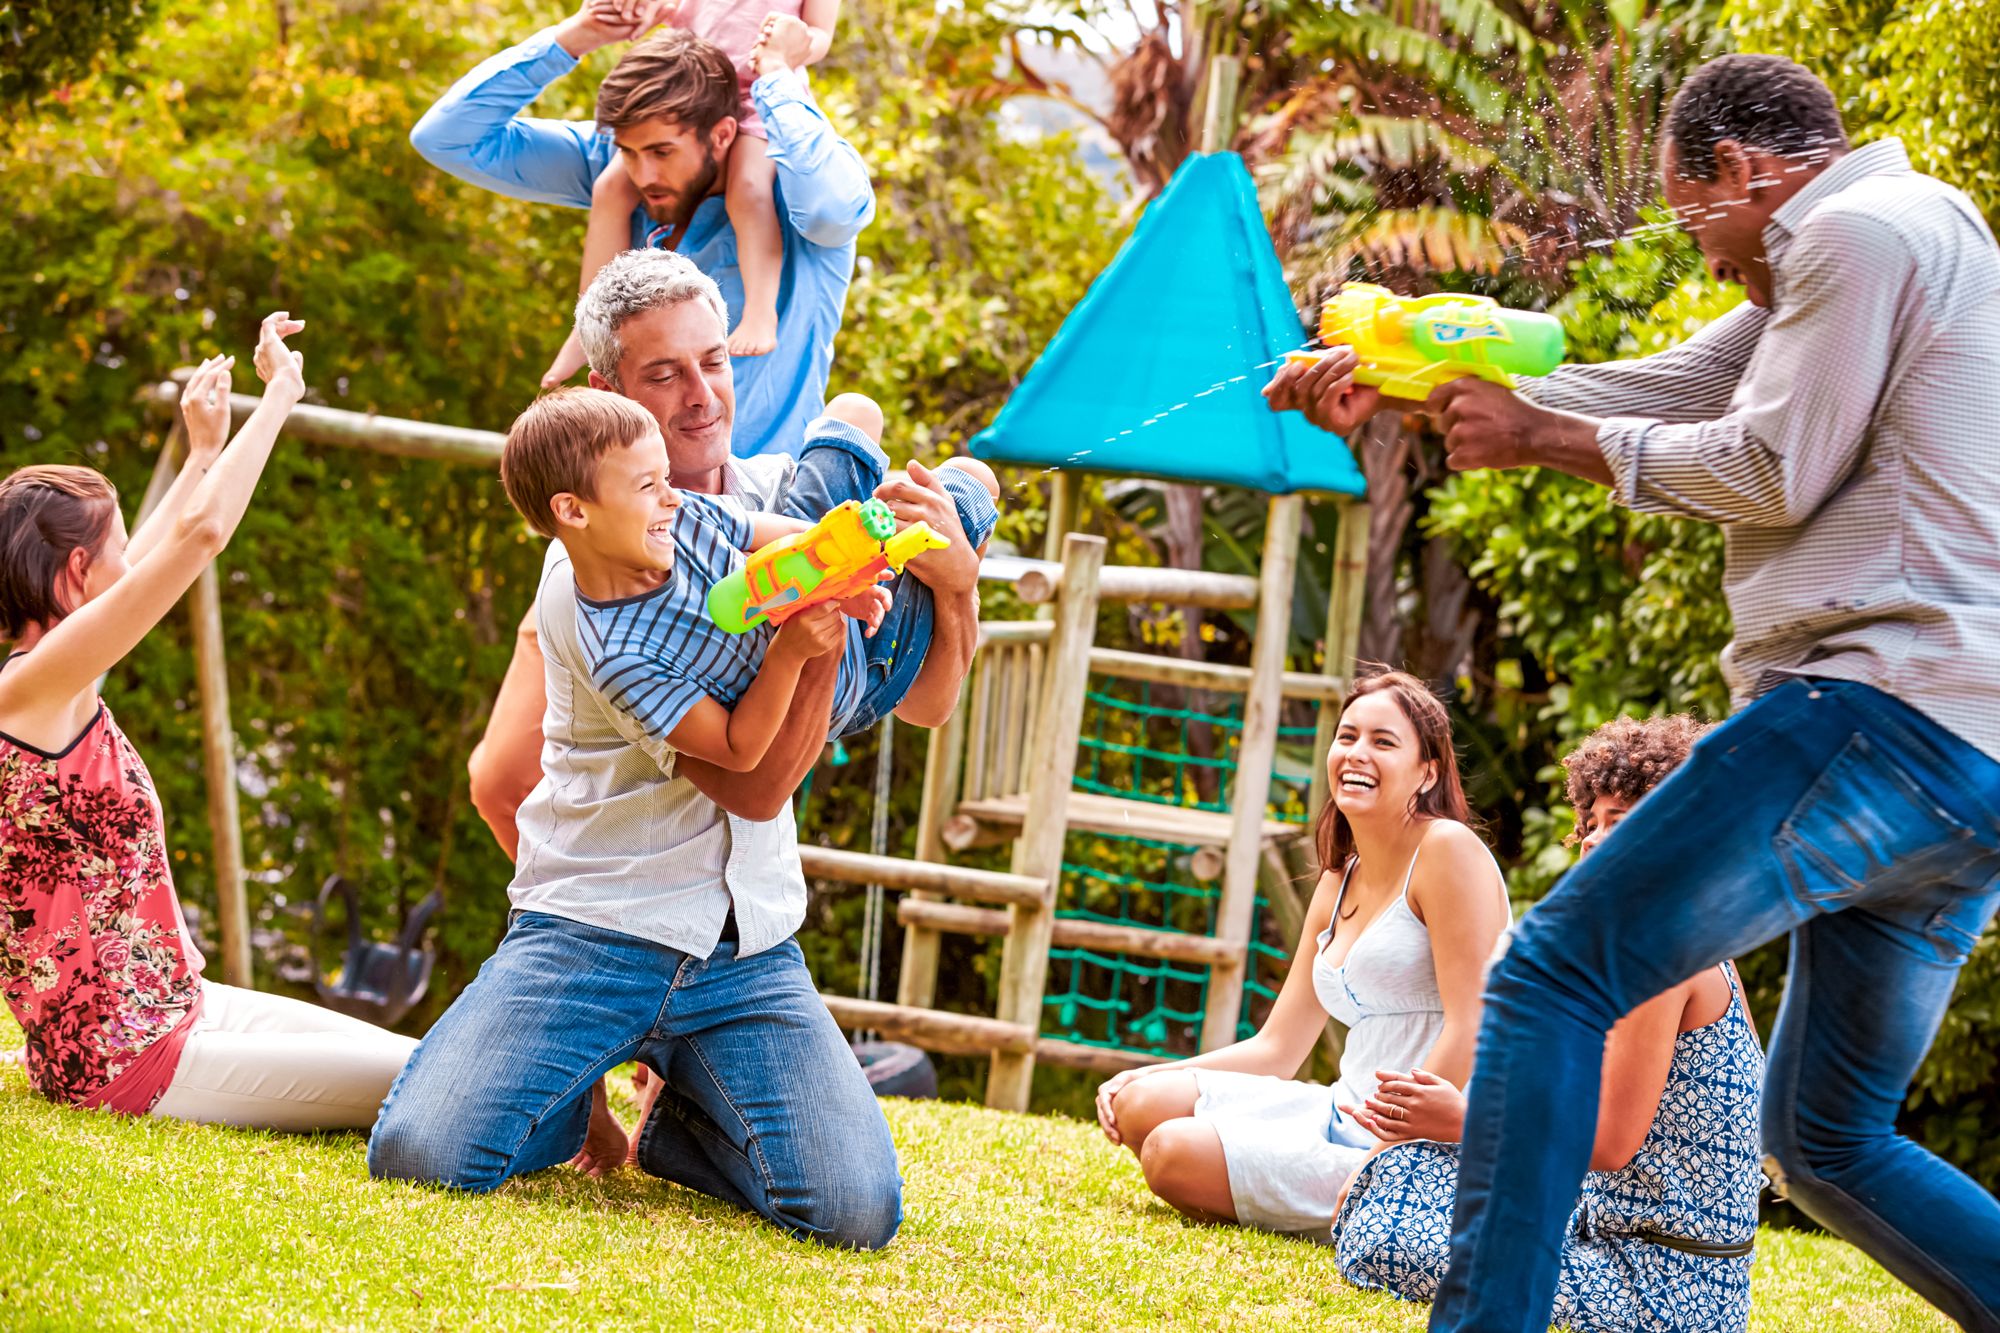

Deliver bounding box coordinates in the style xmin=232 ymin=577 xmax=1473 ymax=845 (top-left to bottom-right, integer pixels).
xmin=1334 ymin=714 xmax=1765 ymax=1332
xmin=0 ymin=312 xmax=417 ymax=1131
xmin=1093 ymin=670 xmax=1512 ymax=1238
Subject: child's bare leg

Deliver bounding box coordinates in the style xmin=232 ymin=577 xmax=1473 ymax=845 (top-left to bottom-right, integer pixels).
xmin=626 ymin=1061 xmax=667 ymax=1166
xmin=544 ymin=159 xmax=644 ymax=387
xmin=567 ymin=1078 xmax=630 ymax=1177
xmin=725 ymin=136 xmax=782 ymax=357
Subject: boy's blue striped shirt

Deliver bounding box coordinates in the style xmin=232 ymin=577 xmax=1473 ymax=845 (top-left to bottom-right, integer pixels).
xmin=574 ymin=492 xmax=867 ymax=743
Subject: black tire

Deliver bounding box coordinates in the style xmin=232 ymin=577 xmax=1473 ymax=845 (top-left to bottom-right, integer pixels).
xmin=852 ymin=1040 xmax=937 ymax=1100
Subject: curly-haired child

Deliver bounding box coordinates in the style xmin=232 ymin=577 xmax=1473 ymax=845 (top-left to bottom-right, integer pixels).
xmin=1334 ymin=713 xmax=1769 ymax=1333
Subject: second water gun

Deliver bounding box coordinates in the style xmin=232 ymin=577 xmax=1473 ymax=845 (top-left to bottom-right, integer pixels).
xmin=1286 ymin=283 xmax=1566 ymax=400
xmin=707 ymin=497 xmax=949 ymax=635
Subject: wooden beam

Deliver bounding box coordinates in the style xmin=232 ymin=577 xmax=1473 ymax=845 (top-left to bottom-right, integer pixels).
xmin=978 ymin=619 xmax=1053 ymax=647
xmin=797 ymin=845 xmax=1048 ymax=908
xmin=1004 ymin=559 xmax=1260 ymax=611
xmin=897 ymin=898 xmax=1240 ymax=966
xmin=189 ymin=563 xmax=251 ymax=988
xmin=1085 ymin=646 xmax=1345 ymax=702
xmin=988 ymin=533 xmax=1105 ymax=1111
xmin=974 ymin=625 xmax=1342 ymax=702
xmin=1202 ymin=495 xmax=1302 ymax=1049
xmin=820 ymin=995 xmax=1033 ymax=1057
xmin=143 ymin=380 xmax=505 ymax=467
xmin=1033 ymin=1036 xmax=1166 ymax=1075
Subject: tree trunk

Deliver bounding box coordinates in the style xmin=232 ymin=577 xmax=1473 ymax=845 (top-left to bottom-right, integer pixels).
xmin=1358 ymin=416 xmax=1412 ymax=669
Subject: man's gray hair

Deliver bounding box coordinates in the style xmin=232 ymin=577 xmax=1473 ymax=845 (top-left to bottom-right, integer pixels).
xmin=574 ymin=249 xmax=731 ymax=388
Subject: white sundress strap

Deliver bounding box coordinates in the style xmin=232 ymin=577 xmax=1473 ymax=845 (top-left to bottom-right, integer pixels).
xmin=1397 ymin=827 xmax=1429 ymax=902
xmin=1399 ymin=822 xmax=1515 ymax=923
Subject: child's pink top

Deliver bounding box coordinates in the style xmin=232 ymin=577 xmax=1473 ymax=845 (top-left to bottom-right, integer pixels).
xmin=0 ymin=698 xmax=204 ymax=1114
xmin=676 ymin=0 xmax=807 ymax=138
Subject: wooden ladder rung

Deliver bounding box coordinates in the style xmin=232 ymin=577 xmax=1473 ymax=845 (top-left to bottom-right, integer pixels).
xmin=798 ymin=846 xmax=1050 ymax=907
xmin=896 ymin=898 xmax=1242 ymax=967
xmin=820 ymin=995 xmax=1034 ymax=1056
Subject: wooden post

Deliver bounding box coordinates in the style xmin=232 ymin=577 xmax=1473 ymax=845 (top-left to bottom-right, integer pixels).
xmin=1042 ymin=471 xmax=1076 ymax=564
xmin=1308 ymin=498 xmax=1370 ymax=824
xmin=1196 ymin=54 xmax=1241 ymax=159
xmin=189 ymin=563 xmax=252 ymax=988
xmin=987 ymin=533 xmax=1104 ymax=1111
xmin=895 ymin=684 xmax=970 ymax=1010
xmin=1200 ymin=494 xmax=1301 ymax=1050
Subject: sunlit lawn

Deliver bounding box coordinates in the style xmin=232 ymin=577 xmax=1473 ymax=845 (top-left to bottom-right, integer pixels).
xmin=0 ymin=1017 xmax=1952 ymax=1331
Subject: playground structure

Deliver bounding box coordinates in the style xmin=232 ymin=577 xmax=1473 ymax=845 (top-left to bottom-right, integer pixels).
xmin=137 ymin=149 xmax=1372 ymax=1111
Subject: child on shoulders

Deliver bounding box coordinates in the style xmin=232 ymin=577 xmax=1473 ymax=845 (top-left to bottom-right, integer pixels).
xmin=543 ymin=0 xmax=839 ymax=386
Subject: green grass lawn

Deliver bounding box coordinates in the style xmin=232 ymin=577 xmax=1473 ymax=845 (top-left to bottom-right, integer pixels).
xmin=0 ymin=1019 xmax=1952 ymax=1332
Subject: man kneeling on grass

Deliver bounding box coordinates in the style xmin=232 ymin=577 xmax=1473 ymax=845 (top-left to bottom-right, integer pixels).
xmin=367 ymin=388 xmax=904 ymax=1248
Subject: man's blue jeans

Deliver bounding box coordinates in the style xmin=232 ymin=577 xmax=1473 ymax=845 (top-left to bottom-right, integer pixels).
xmin=786 ymin=436 xmax=999 ymax=737
xmin=367 ymin=912 xmax=903 ymax=1250
xmin=1433 ymin=680 xmax=2000 ymax=1332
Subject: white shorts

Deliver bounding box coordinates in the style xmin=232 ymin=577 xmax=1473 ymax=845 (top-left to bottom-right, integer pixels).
xmin=150 ymin=980 xmax=417 ymax=1132
xmin=1192 ymin=1068 xmax=1376 ymax=1237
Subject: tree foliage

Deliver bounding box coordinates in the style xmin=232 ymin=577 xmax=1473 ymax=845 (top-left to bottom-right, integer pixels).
xmin=1728 ymin=0 xmax=2000 ymax=219
xmin=1420 ymin=47 xmax=2000 ymax=1189
xmin=0 ymin=0 xmax=159 ymax=109
xmin=0 ymin=0 xmax=1120 ymax=1018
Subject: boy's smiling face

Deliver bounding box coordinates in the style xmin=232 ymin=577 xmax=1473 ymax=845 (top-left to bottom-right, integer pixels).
xmin=556 ymin=428 xmax=683 ymax=575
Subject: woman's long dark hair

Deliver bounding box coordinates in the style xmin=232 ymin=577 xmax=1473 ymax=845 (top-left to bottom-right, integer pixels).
xmin=1313 ymin=670 xmax=1471 ymax=875
xmin=0 ymin=465 xmax=118 ymax=642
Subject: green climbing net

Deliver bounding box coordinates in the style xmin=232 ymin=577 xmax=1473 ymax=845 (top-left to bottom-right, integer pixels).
xmin=1043 ymin=680 xmax=1319 ymax=1054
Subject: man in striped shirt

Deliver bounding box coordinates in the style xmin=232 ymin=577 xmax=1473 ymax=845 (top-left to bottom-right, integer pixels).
xmin=1268 ymin=54 xmax=2000 ymax=1333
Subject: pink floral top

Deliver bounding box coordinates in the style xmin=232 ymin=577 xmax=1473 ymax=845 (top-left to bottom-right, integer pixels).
xmin=0 ymin=699 xmax=204 ymax=1113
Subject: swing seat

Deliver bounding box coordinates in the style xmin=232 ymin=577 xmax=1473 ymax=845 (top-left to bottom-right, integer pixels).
xmin=310 ymin=874 xmax=442 ymax=1026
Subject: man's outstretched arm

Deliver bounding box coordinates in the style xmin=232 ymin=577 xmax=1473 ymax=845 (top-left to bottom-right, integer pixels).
xmin=679 ymin=651 xmax=840 ymax=821
xmin=408 ymin=2 xmax=664 ymax=207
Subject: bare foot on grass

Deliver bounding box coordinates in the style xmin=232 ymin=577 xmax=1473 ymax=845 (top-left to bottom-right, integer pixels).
xmin=568 ymin=1079 xmax=628 ymax=1178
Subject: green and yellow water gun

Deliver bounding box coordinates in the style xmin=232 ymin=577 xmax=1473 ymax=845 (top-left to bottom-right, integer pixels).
xmin=707 ymin=498 xmax=949 ymax=635
xmin=1286 ymin=283 xmax=1566 ymax=399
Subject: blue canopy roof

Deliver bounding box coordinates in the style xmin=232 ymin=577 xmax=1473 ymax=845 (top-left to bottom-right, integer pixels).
xmin=971 ymin=152 xmax=1364 ymax=497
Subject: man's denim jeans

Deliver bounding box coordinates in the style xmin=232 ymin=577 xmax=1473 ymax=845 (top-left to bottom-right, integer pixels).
xmin=785 ymin=436 xmax=998 ymax=737
xmin=1433 ymin=680 xmax=2000 ymax=1332
xmin=368 ymin=912 xmax=903 ymax=1250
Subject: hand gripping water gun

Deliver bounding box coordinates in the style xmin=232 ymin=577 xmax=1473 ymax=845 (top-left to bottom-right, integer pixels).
xmin=1285 ymin=283 xmax=1566 ymax=399
xmin=707 ymin=497 xmax=949 ymax=635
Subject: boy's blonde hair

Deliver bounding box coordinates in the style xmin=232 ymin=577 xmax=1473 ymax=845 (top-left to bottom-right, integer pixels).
xmin=501 ymin=388 xmax=659 ymax=539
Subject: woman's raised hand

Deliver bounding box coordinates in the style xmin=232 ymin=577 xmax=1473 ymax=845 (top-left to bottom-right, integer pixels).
xmin=252 ymin=311 xmax=307 ymax=408
xmin=178 ymin=354 xmax=236 ymax=463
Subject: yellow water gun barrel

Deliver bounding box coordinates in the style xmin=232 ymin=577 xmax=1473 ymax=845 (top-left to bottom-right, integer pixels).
xmin=1287 ymin=283 xmax=1566 ymax=400
xmin=707 ymin=499 xmax=950 ymax=635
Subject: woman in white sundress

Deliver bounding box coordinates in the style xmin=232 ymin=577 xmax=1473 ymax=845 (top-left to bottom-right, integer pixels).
xmin=1094 ymin=670 xmax=1512 ymax=1238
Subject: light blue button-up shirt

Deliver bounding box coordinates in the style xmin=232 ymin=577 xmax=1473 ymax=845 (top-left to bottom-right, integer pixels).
xmin=409 ymin=27 xmax=877 ymax=457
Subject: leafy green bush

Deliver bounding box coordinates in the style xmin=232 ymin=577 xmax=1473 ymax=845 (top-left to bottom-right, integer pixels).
xmin=0 ymin=0 xmax=158 ymax=108
xmin=0 ymin=0 xmax=1119 ymax=1022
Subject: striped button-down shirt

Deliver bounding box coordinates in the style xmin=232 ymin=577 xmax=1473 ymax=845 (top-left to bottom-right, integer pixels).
xmin=1523 ymin=139 xmax=2000 ymax=759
